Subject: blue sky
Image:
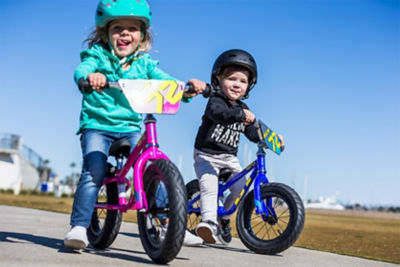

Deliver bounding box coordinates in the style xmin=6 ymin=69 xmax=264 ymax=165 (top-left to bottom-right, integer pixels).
xmin=1 ymin=0 xmax=399 ymax=205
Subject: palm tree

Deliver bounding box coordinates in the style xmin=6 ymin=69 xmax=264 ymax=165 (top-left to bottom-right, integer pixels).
xmin=69 ymin=162 xmax=78 ymax=192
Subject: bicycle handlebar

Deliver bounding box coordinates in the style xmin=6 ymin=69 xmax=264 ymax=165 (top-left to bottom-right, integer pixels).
xmin=79 ymin=78 xmax=213 ymax=98
xmin=78 ymin=78 xmax=120 ymax=93
xmin=184 ymin=83 xmax=213 ymax=98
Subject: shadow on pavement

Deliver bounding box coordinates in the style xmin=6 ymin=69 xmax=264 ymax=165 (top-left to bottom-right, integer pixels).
xmin=205 ymin=243 xmax=283 ymax=257
xmin=84 ymin=247 xmax=155 ymax=264
xmin=118 ymin=231 xmax=140 ymax=239
xmin=0 ymin=231 xmax=187 ymax=264
xmin=0 ymin=231 xmax=64 ymax=250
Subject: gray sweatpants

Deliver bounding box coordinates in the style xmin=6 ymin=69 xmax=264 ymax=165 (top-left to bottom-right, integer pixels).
xmin=193 ymin=149 xmax=246 ymax=224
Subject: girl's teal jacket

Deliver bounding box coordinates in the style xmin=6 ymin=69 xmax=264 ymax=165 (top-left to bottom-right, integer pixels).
xmin=74 ymin=44 xmax=175 ymax=134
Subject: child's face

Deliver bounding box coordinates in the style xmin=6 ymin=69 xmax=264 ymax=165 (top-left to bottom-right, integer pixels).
xmin=218 ymin=70 xmax=249 ymax=101
xmin=107 ymin=19 xmax=142 ymax=58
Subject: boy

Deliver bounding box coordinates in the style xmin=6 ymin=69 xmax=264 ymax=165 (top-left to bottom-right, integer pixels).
xmin=194 ymin=49 xmax=263 ymax=245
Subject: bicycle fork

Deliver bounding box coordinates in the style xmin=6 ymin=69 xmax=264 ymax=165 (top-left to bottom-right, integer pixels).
xmin=254 ymin=144 xmax=278 ymax=222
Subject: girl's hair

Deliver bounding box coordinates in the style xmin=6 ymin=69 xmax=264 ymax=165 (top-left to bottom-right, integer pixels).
xmin=84 ymin=22 xmax=153 ymax=52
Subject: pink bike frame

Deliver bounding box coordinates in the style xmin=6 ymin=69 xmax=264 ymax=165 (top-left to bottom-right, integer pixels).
xmin=94 ymin=114 xmax=169 ymax=213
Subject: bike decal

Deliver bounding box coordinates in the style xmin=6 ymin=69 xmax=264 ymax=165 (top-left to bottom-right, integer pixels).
xmin=245 ymin=162 xmax=255 ymax=171
xmin=263 ymin=128 xmax=281 ymax=153
xmin=146 ymin=81 xmax=183 ymax=113
xmin=255 ymin=199 xmax=262 ymax=212
xmin=245 ymin=177 xmax=252 ymax=186
xmin=258 ymin=121 xmax=282 ymax=155
xmin=120 ymin=79 xmax=184 ymax=114
xmin=234 ymin=176 xmax=252 ymax=206
xmin=234 ymin=189 xmax=244 ymax=206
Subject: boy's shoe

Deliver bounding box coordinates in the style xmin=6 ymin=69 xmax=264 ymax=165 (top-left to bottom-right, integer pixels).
xmin=64 ymin=225 xmax=88 ymax=250
xmin=159 ymin=224 xmax=168 ymax=241
xmin=183 ymin=230 xmax=204 ymax=246
xmin=195 ymin=220 xmax=218 ymax=244
xmin=218 ymin=219 xmax=232 ymax=245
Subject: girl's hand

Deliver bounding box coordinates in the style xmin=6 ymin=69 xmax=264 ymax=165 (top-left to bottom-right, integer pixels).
xmin=243 ymin=109 xmax=255 ymax=125
xmin=184 ymin=78 xmax=207 ymax=98
xmin=87 ymin=73 xmax=107 ymax=93
xmin=278 ymin=134 xmax=285 ymax=152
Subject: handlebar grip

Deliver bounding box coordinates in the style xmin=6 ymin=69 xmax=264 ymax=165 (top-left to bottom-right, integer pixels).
xmin=78 ymin=78 xmax=110 ymax=93
xmin=184 ymin=83 xmax=213 ymax=98
xmin=203 ymin=84 xmax=212 ymax=98
xmin=184 ymin=83 xmax=196 ymax=95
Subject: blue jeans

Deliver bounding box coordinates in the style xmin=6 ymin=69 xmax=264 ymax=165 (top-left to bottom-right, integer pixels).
xmin=156 ymin=182 xmax=168 ymax=223
xmin=70 ymin=129 xmax=141 ymax=228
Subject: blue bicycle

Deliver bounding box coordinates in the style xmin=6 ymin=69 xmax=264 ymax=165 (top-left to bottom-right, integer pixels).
xmin=186 ymin=120 xmax=305 ymax=254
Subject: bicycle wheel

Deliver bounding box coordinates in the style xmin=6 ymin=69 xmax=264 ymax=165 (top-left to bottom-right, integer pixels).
xmin=236 ymin=183 xmax=305 ymax=254
xmin=87 ymin=181 xmax=122 ymax=249
xmin=137 ymin=159 xmax=187 ymax=264
xmin=186 ymin=179 xmax=201 ymax=235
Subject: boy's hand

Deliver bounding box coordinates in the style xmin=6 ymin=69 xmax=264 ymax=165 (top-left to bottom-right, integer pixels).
xmin=243 ymin=109 xmax=255 ymax=125
xmin=87 ymin=73 xmax=107 ymax=93
xmin=184 ymin=79 xmax=207 ymax=98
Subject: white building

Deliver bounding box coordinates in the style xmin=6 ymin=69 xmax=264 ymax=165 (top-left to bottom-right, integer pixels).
xmin=0 ymin=134 xmax=41 ymax=194
xmin=305 ymin=196 xmax=345 ymax=210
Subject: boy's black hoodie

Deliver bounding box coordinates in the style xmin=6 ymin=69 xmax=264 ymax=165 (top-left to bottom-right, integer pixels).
xmin=194 ymin=92 xmax=260 ymax=155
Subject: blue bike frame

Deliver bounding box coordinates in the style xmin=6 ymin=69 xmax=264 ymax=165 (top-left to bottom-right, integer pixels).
xmin=187 ymin=142 xmax=277 ymax=221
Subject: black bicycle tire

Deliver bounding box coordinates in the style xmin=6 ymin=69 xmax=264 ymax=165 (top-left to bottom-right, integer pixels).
xmin=186 ymin=179 xmax=201 ymax=234
xmin=137 ymin=159 xmax=187 ymax=264
xmin=236 ymin=182 xmax=305 ymax=254
xmin=87 ymin=181 xmax=122 ymax=249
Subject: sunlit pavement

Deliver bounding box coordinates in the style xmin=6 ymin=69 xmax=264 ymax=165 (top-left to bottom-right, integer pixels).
xmin=0 ymin=205 xmax=396 ymax=267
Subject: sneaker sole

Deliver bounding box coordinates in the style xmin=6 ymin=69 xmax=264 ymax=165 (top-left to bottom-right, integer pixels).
xmin=64 ymin=239 xmax=87 ymax=250
xmin=196 ymin=226 xmax=217 ymax=244
xmin=217 ymin=235 xmax=232 ymax=246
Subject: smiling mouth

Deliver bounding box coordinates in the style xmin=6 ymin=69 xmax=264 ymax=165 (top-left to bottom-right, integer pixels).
xmin=117 ymin=39 xmax=131 ymax=48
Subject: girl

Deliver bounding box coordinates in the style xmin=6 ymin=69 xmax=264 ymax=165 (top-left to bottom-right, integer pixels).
xmin=64 ymin=0 xmax=205 ymax=250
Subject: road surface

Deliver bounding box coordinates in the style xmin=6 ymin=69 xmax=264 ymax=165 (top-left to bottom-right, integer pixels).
xmin=0 ymin=205 xmax=396 ymax=267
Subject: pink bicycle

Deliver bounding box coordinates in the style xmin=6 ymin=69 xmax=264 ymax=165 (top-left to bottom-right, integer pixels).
xmin=79 ymin=79 xmax=188 ymax=264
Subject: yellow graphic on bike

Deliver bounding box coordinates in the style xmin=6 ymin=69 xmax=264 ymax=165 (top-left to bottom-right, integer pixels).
xmin=120 ymin=79 xmax=185 ymax=114
xmin=146 ymin=81 xmax=183 ymax=113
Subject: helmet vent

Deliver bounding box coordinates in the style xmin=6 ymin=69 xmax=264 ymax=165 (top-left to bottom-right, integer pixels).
xmin=97 ymin=11 xmax=103 ymax=17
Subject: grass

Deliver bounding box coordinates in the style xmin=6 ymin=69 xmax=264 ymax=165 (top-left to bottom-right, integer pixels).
xmin=1 ymin=193 xmax=399 ymax=264
xmin=295 ymin=212 xmax=400 ymax=263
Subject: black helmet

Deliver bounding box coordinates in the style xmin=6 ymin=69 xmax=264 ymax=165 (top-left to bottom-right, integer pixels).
xmin=211 ymin=49 xmax=257 ymax=99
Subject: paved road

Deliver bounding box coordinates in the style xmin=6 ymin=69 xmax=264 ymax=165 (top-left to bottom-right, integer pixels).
xmin=0 ymin=205 xmax=396 ymax=267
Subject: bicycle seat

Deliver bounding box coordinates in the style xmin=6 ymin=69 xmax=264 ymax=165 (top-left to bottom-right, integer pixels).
xmin=109 ymin=138 xmax=131 ymax=158
xmin=218 ymin=168 xmax=232 ymax=183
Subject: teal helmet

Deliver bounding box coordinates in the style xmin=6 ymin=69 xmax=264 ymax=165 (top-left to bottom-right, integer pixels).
xmin=95 ymin=0 xmax=152 ymax=29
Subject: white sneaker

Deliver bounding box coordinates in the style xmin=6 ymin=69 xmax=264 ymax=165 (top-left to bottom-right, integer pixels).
xmin=159 ymin=224 xmax=168 ymax=241
xmin=195 ymin=221 xmax=218 ymax=244
xmin=64 ymin=226 xmax=88 ymax=250
xmin=183 ymin=230 xmax=203 ymax=246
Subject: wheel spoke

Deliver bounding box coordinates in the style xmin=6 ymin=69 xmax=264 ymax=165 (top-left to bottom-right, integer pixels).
xmin=275 ymin=220 xmax=287 ymax=233
xmin=246 ymin=192 xmax=293 ymax=241
xmin=264 ymin=224 xmax=273 ymax=240
xmin=251 ymin=215 xmax=266 ymax=229
xmin=253 ymin=220 xmax=265 ymax=236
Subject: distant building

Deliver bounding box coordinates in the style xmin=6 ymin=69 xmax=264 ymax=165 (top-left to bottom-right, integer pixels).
xmin=0 ymin=133 xmax=42 ymax=194
xmin=305 ymin=196 xmax=345 ymax=210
